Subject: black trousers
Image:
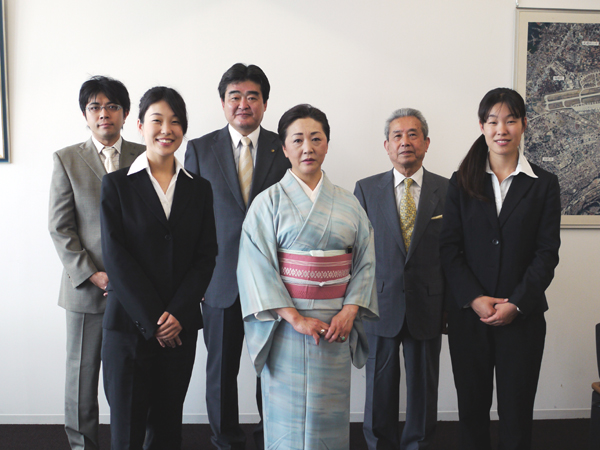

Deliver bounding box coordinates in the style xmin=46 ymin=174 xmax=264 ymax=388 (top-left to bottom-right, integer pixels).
xmin=448 ymin=309 xmax=546 ymax=450
xmin=102 ymin=328 xmax=197 ymax=450
xmin=203 ymin=298 xmax=263 ymax=450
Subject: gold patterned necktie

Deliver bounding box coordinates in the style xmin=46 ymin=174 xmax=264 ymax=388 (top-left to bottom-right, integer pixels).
xmin=103 ymin=146 xmax=117 ymax=173
xmin=400 ymin=178 xmax=416 ymax=250
xmin=238 ymin=136 xmax=253 ymax=205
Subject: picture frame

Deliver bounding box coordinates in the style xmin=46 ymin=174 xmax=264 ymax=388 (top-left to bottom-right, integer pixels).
xmin=0 ymin=0 xmax=8 ymax=163
xmin=514 ymin=7 xmax=600 ymax=228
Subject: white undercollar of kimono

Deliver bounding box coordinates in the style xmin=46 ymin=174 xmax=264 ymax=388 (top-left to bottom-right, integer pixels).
xmin=288 ymin=169 xmax=323 ymax=203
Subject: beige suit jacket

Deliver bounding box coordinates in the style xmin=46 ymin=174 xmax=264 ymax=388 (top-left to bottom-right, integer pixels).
xmin=49 ymin=137 xmax=145 ymax=313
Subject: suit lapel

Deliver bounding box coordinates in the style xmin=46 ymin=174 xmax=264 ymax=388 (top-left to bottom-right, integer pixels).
xmin=168 ymin=173 xmax=193 ymax=229
xmin=407 ymin=169 xmax=439 ymax=261
xmin=77 ymin=138 xmax=106 ymax=181
xmin=129 ymin=171 xmax=169 ymax=228
xmin=377 ymin=170 xmax=406 ymax=257
xmin=120 ymin=139 xmax=142 ymax=168
xmin=251 ymin=127 xmax=279 ymax=202
xmin=498 ymin=173 xmax=535 ymax=227
xmin=479 ymin=175 xmax=500 ymax=230
xmin=211 ymin=127 xmax=246 ymax=212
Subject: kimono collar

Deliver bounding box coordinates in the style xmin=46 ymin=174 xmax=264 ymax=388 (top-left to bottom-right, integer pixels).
xmin=288 ymin=169 xmax=324 ymax=203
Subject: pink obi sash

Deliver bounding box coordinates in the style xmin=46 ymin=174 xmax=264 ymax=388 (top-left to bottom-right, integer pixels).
xmin=278 ymin=251 xmax=352 ymax=300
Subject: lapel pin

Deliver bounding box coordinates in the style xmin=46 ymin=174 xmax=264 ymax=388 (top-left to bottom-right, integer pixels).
xmin=271 ymin=149 xmax=275 ymax=152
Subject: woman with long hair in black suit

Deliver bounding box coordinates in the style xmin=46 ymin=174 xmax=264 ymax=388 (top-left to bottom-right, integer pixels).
xmin=440 ymin=88 xmax=561 ymax=450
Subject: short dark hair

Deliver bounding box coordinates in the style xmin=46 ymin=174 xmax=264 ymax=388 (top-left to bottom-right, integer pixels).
xmin=278 ymin=104 xmax=330 ymax=144
xmin=79 ymin=76 xmax=131 ymax=115
xmin=218 ymin=63 xmax=270 ymax=102
xmin=138 ymin=86 xmax=188 ymax=135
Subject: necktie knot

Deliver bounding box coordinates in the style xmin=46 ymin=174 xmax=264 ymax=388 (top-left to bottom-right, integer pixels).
xmin=103 ymin=146 xmax=118 ymax=173
xmin=241 ymin=136 xmax=252 ymax=147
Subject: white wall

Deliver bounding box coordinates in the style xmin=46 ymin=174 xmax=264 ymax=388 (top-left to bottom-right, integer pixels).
xmin=0 ymin=0 xmax=598 ymax=424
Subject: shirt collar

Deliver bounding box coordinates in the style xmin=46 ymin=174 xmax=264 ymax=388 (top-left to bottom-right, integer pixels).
xmin=393 ymin=165 xmax=424 ymax=188
xmin=92 ymin=135 xmax=123 ymax=154
xmin=485 ymin=151 xmax=538 ymax=179
xmin=127 ymin=151 xmax=193 ymax=179
xmin=228 ymin=124 xmax=261 ymax=150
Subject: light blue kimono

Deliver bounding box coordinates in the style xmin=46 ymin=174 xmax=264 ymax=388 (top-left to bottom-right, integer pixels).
xmin=237 ymin=170 xmax=378 ymax=450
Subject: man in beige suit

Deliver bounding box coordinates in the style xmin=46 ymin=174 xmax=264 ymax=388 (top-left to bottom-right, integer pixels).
xmin=49 ymin=76 xmax=144 ymax=450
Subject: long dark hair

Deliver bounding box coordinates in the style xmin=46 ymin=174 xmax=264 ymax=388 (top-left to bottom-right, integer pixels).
xmin=457 ymin=88 xmax=526 ymax=200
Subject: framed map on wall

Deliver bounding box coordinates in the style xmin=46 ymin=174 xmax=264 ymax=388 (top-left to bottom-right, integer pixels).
xmin=515 ymin=8 xmax=600 ymax=228
xmin=0 ymin=0 xmax=8 ymax=163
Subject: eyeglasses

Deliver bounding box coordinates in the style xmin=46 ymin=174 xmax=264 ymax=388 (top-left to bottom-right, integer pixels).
xmin=86 ymin=104 xmax=122 ymax=114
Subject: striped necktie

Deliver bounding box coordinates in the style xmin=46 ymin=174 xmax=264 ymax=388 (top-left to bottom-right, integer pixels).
xmin=238 ymin=136 xmax=253 ymax=205
xmin=400 ymin=178 xmax=416 ymax=250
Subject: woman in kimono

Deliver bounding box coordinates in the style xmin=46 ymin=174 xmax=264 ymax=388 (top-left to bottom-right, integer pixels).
xmin=237 ymin=104 xmax=378 ymax=450
xmin=100 ymin=87 xmax=217 ymax=449
xmin=439 ymin=88 xmax=561 ymax=450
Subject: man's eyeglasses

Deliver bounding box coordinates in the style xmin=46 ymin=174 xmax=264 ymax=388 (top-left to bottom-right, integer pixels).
xmin=86 ymin=104 xmax=122 ymax=114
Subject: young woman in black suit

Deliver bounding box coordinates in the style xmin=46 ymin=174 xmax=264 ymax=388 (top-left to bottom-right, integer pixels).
xmin=440 ymin=88 xmax=561 ymax=450
xmin=100 ymin=87 xmax=217 ymax=450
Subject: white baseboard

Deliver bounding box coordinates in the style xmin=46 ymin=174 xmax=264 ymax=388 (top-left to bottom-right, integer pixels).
xmin=0 ymin=409 xmax=590 ymax=425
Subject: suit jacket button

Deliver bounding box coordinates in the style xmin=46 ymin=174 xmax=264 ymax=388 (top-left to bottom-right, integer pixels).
xmin=165 ymin=234 xmax=172 ymax=240
xmin=492 ymin=239 xmax=499 ymax=245
xmin=140 ymin=327 xmax=146 ymax=333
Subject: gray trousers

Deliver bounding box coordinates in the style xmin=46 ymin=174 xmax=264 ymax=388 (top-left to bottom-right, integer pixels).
xmin=65 ymin=310 xmax=103 ymax=450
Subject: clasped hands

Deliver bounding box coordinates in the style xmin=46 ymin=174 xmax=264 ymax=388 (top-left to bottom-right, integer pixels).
xmin=470 ymin=296 xmax=519 ymax=326
xmin=90 ymin=273 xmax=182 ymax=347
xmin=276 ymin=305 xmax=359 ymax=345
xmin=154 ymin=311 xmax=182 ymax=348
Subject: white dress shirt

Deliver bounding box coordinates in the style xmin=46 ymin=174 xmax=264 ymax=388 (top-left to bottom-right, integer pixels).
xmin=485 ymin=152 xmax=538 ymax=216
xmin=393 ymin=165 xmax=424 ymax=216
xmin=92 ymin=135 xmax=123 ymax=171
xmin=228 ymin=125 xmax=260 ymax=170
xmin=127 ymin=152 xmax=193 ymax=219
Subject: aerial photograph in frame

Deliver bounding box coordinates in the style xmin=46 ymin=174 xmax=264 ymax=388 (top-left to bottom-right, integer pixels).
xmin=515 ymin=9 xmax=600 ymax=227
xmin=0 ymin=0 xmax=7 ymax=163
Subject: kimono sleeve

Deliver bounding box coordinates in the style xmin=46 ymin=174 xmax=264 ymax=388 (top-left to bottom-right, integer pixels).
xmin=237 ymin=191 xmax=295 ymax=375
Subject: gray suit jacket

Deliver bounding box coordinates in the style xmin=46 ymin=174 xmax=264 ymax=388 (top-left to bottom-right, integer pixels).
xmin=49 ymin=137 xmax=145 ymax=313
xmin=354 ymin=168 xmax=448 ymax=340
xmin=185 ymin=126 xmax=291 ymax=309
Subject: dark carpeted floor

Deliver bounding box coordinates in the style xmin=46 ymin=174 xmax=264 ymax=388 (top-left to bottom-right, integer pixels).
xmin=0 ymin=419 xmax=590 ymax=449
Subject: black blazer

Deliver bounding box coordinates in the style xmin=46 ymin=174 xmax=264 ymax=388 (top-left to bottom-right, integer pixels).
xmin=355 ymin=168 xmax=448 ymax=340
xmin=439 ymin=163 xmax=561 ymax=316
xmin=100 ymin=167 xmax=218 ymax=339
xmin=184 ymin=126 xmax=290 ymax=309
